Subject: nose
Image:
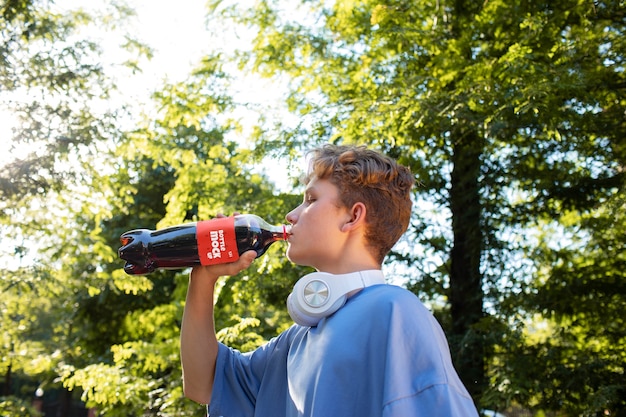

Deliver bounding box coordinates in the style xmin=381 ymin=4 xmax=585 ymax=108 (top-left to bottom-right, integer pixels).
xmin=285 ymin=205 xmax=299 ymax=224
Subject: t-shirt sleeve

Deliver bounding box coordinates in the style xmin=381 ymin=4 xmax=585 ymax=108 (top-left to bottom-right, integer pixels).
xmin=208 ymin=328 xmax=296 ymax=417
xmin=383 ymin=383 xmax=479 ymax=417
xmin=208 ymin=343 xmax=259 ymax=417
xmin=376 ymin=287 xmax=480 ymax=417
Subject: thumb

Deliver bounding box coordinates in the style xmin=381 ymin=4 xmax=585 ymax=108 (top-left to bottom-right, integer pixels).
xmin=236 ymin=250 xmax=257 ymax=270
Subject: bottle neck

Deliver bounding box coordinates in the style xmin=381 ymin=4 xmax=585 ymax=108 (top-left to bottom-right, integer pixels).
xmin=270 ymin=224 xmax=291 ymax=241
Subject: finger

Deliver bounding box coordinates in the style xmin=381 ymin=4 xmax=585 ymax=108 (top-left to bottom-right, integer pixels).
xmin=238 ymin=250 xmax=257 ymax=268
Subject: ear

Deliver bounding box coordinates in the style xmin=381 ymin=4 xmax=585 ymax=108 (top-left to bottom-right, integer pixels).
xmin=341 ymin=202 xmax=367 ymax=232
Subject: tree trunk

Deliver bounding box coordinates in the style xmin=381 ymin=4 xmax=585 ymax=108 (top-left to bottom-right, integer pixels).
xmin=57 ymin=388 xmax=72 ymax=417
xmin=2 ymin=363 xmax=11 ymax=396
xmin=449 ymin=127 xmax=485 ymax=400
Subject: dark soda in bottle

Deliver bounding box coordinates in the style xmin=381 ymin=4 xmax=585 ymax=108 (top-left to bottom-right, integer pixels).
xmin=118 ymin=214 xmax=290 ymax=275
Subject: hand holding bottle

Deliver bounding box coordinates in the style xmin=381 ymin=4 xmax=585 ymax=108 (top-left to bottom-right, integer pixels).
xmin=189 ymin=213 xmax=258 ymax=282
xmin=190 ymin=249 xmax=258 ymax=286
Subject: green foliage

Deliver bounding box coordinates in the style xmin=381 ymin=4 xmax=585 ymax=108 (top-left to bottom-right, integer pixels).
xmin=217 ymin=316 xmax=266 ymax=351
xmin=59 ymin=302 xmax=196 ymax=416
xmin=0 ymin=396 xmax=40 ymax=417
xmin=3 ymin=0 xmax=625 ymax=414
xmin=203 ymin=0 xmax=626 ymax=412
xmin=510 ymin=193 xmax=626 ymax=414
xmin=52 ymin=47 xmax=305 ymax=414
xmin=0 ymin=0 xmax=189 ymax=415
xmin=0 ymin=0 xmax=139 ymax=208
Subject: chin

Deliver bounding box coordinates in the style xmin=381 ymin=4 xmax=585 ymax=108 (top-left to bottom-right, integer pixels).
xmin=285 ymin=248 xmax=313 ymax=268
xmin=285 ymin=248 xmax=298 ymax=264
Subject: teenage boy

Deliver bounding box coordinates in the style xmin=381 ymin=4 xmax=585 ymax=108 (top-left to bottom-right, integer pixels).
xmin=180 ymin=144 xmax=479 ymax=416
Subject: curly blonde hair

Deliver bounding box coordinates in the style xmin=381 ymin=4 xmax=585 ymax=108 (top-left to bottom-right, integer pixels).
xmin=305 ymin=144 xmax=414 ymax=263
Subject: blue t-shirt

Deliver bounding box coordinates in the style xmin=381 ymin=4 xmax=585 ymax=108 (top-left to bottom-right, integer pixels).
xmin=209 ymin=284 xmax=479 ymax=417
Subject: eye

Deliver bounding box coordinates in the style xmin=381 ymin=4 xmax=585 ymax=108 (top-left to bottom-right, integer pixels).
xmin=305 ymin=194 xmax=316 ymax=204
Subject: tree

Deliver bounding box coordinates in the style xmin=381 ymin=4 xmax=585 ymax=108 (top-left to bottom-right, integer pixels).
xmin=2 ymin=1 xmax=302 ymax=414
xmin=0 ymin=0 xmax=139 ymax=205
xmin=203 ymin=0 xmax=625 ymax=412
xmin=60 ymin=55 xmax=305 ymax=415
xmin=0 ymin=0 xmax=146 ymax=414
xmin=3 ymin=0 xmax=624 ymax=414
xmin=505 ymin=196 xmax=626 ymax=414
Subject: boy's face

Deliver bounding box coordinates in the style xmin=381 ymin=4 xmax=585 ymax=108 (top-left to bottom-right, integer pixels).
xmin=285 ymin=176 xmax=350 ymax=272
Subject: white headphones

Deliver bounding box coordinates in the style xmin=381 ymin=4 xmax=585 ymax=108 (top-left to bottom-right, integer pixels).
xmin=287 ymin=270 xmax=386 ymax=327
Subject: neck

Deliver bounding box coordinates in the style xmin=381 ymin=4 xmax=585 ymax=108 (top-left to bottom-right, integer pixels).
xmin=314 ymin=230 xmax=380 ymax=274
xmin=316 ymin=260 xmax=381 ymax=275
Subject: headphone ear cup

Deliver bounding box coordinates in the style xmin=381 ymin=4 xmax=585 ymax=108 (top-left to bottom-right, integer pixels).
xmin=287 ymin=270 xmax=385 ymax=327
xmin=287 ymin=290 xmax=347 ymax=327
xmin=287 ymin=292 xmax=322 ymax=327
xmin=324 ymin=296 xmax=348 ymax=318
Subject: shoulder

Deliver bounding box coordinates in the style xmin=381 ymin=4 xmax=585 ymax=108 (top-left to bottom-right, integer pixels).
xmin=346 ymin=284 xmax=446 ymax=339
xmin=360 ymin=282 xmax=420 ymax=300
xmin=261 ymin=324 xmax=309 ymax=352
xmin=350 ymin=283 xmax=428 ymax=314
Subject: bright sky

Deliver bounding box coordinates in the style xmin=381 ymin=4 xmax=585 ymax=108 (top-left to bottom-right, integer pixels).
xmin=134 ymin=1 xmax=208 ymax=71
xmin=0 ymin=0 xmax=295 ymax=187
xmin=0 ymin=0 xmax=203 ymax=161
xmin=110 ymin=0 xmax=210 ymax=97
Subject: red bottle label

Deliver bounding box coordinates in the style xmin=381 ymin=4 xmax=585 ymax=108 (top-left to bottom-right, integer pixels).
xmin=196 ymin=217 xmax=239 ymax=265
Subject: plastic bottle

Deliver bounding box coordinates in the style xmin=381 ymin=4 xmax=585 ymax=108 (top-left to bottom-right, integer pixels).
xmin=118 ymin=214 xmax=290 ymax=275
